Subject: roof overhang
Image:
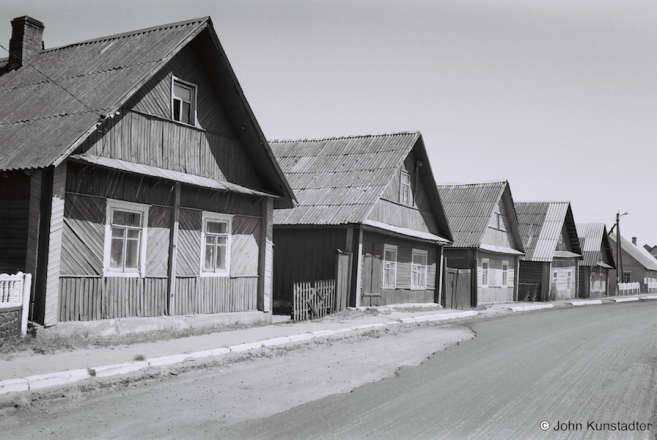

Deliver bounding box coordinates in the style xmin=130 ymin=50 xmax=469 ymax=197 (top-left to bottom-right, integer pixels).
xmin=478 ymin=244 xmax=525 ymax=256
xmin=361 ymin=219 xmax=451 ymax=244
xmin=70 ymin=154 xmax=276 ymax=198
xmin=553 ymin=250 xmax=582 ymax=259
xmin=597 ymin=261 xmax=613 ymax=269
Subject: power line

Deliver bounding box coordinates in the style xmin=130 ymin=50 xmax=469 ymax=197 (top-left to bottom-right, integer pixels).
xmin=0 ymin=43 xmax=103 ymax=118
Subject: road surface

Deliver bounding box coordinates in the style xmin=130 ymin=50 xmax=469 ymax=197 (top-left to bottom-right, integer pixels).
xmin=1 ymin=302 xmax=656 ymax=439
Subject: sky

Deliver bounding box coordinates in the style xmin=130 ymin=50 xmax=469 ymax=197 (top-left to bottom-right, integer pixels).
xmin=1 ymin=0 xmax=655 ymax=246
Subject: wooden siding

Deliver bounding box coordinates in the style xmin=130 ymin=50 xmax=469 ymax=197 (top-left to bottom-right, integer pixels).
xmin=147 ymin=205 xmax=172 ymax=277
xmin=179 ymin=185 xmax=261 ymax=217
xmin=58 ymin=277 xmax=168 ymax=321
xmin=476 ymin=252 xmax=515 ymax=304
xmin=362 ymin=230 xmax=437 ymax=303
xmin=519 ymin=261 xmax=545 ymax=286
xmin=232 ymin=216 xmax=261 ymax=277
xmin=0 ymin=171 xmax=31 ymax=271
xmin=273 ymin=227 xmax=347 ymax=306
xmin=172 ymin=277 xmax=257 ymax=315
xmin=369 ymin=151 xmax=439 ymax=235
xmin=60 ymin=194 xmax=105 ymax=276
xmin=176 ymin=208 xmax=202 ymax=276
xmin=127 ymin=41 xmax=238 ymax=138
xmin=44 ymin=163 xmax=67 ymax=326
xmin=481 ymin=200 xmax=516 ymax=248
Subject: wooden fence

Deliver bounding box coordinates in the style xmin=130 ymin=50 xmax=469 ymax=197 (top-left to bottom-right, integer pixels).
xmin=0 ymin=272 xmax=32 ymax=338
xmin=518 ymin=283 xmax=541 ymax=302
xmin=293 ymin=279 xmax=336 ymax=322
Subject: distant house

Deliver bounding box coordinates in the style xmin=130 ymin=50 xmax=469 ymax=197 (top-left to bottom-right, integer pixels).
xmin=0 ymin=17 xmax=295 ymax=326
xmin=608 ymin=234 xmax=657 ymax=293
xmin=515 ymin=202 xmax=582 ymax=301
xmin=270 ymin=132 xmax=453 ymax=312
xmin=437 ymin=181 xmax=524 ymax=307
xmin=576 ymin=223 xmax=615 ymax=298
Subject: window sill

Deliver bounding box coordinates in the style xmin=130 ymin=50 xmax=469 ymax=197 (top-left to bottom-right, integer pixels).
xmin=104 ymin=271 xmax=143 ymax=278
xmin=200 ymin=272 xmax=230 ymax=278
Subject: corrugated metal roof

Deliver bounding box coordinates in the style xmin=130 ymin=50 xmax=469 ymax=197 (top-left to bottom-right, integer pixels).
xmin=362 ymin=220 xmax=450 ymax=244
xmin=608 ymin=233 xmax=657 ymax=271
xmin=437 ymin=181 xmax=507 ymax=248
xmin=270 ymin=132 xmax=420 ymax=225
xmin=0 ymin=18 xmax=207 ymax=170
xmin=576 ymin=223 xmax=614 ymax=268
xmin=70 ymin=154 xmax=275 ymax=197
xmin=516 ymin=201 xmax=580 ymax=262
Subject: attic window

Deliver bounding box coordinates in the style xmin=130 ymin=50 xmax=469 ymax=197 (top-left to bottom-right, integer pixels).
xmin=400 ymin=170 xmax=412 ymax=206
xmin=172 ymin=78 xmax=196 ymax=125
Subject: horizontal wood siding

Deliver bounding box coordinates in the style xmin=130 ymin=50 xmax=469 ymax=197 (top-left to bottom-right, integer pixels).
xmin=179 ymin=186 xmax=261 ymax=216
xmin=362 ymin=230 xmax=437 ymax=304
xmin=273 ymin=228 xmax=347 ymax=306
xmin=58 ymin=277 xmax=168 ymax=321
xmin=172 ymin=276 xmax=257 ymax=315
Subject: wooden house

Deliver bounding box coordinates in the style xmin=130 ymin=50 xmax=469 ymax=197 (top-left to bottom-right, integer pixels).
xmin=515 ymin=202 xmax=582 ymax=301
xmin=608 ymin=233 xmax=657 ymax=293
xmin=437 ymin=181 xmax=525 ymax=308
xmin=575 ymin=223 xmax=615 ymax=298
xmin=0 ymin=17 xmax=295 ymax=326
xmin=269 ymin=132 xmax=453 ymax=312
xmin=643 ymin=245 xmax=657 ymax=259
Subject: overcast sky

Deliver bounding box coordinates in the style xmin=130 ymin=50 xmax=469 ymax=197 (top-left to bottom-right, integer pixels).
xmin=1 ymin=0 xmax=655 ymax=246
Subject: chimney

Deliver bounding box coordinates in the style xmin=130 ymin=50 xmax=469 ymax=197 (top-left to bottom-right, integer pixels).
xmin=7 ymin=16 xmax=44 ymax=71
xmin=632 ymin=237 xmax=637 ymax=245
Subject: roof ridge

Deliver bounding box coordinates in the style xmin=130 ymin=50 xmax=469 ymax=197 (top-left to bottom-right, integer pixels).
xmin=269 ymin=131 xmax=420 ymax=144
xmin=437 ymin=180 xmax=508 ymax=188
xmin=42 ymin=17 xmax=209 ymax=53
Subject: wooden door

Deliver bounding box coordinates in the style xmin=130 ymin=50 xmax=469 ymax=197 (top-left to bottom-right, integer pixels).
xmin=361 ymin=253 xmax=381 ymax=307
xmin=443 ymin=268 xmax=471 ymax=310
xmin=335 ymin=250 xmax=352 ymax=312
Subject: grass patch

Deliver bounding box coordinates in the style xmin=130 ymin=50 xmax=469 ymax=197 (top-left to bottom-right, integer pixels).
xmin=0 ymin=321 xmax=267 ymax=359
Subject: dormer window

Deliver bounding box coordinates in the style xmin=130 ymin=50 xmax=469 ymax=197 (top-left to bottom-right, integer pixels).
xmin=172 ymin=78 xmax=196 ymax=125
xmin=400 ymin=170 xmax=412 ymax=206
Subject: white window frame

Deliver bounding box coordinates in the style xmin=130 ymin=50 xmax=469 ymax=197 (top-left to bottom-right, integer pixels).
xmin=399 ymin=170 xmax=413 ymax=207
xmin=411 ymin=249 xmax=428 ymax=290
xmin=382 ymin=244 xmax=398 ymax=289
xmin=502 ymin=260 xmax=509 ymax=287
xmin=171 ymin=76 xmax=198 ymax=126
xmin=567 ymin=270 xmax=572 ymax=289
xmin=200 ymin=212 xmax=232 ymax=277
xmin=481 ymin=258 xmax=489 ymax=287
xmin=103 ymin=199 xmax=149 ymax=278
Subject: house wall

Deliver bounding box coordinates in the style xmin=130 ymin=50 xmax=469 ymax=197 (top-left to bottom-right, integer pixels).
xmin=77 ymin=42 xmax=262 ymax=190
xmin=366 ymin=151 xmax=439 ymax=235
xmin=272 ymin=227 xmax=347 ymax=311
xmin=361 ymin=230 xmax=437 ymax=305
xmin=550 ymin=257 xmax=578 ymax=300
xmin=519 ymin=260 xmax=548 ymax=300
xmin=481 ymin=200 xmax=517 ymax=248
xmin=0 ymin=171 xmax=30 ymax=272
xmin=56 ymin=162 xmax=266 ymax=321
xmin=476 ymin=251 xmax=515 ymax=304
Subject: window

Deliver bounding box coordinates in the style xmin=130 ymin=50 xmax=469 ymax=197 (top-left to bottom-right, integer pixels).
xmin=104 ymin=200 xmax=149 ymax=276
xmin=481 ymin=258 xmax=489 ymax=286
xmin=553 ymin=271 xmax=558 ymax=283
xmin=411 ymin=249 xmax=428 ymax=290
xmin=172 ymin=78 xmax=196 ymax=125
xmin=502 ymin=261 xmax=509 ymax=287
xmin=201 ymin=213 xmax=232 ymax=276
xmin=567 ymin=270 xmax=572 ymax=289
xmin=382 ymin=245 xmax=397 ymax=288
xmin=399 ymin=170 xmax=412 ymax=206
xmin=623 ymin=272 xmax=631 ymax=283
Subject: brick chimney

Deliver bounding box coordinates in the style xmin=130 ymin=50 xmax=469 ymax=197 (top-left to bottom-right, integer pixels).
xmin=632 ymin=237 xmax=637 ymax=245
xmin=7 ymin=16 xmax=44 ymax=71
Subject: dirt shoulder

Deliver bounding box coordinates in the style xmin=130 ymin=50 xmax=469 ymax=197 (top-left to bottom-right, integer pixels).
xmin=0 ymin=323 xmax=473 ymax=439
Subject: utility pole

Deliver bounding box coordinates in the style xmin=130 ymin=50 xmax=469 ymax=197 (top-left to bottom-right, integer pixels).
xmin=614 ymin=211 xmax=628 ymax=288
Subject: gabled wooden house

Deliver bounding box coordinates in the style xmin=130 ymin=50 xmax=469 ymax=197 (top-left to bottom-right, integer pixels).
xmin=608 ymin=233 xmax=657 ymax=293
xmin=515 ymin=202 xmax=582 ymax=301
xmin=437 ymin=181 xmax=525 ymax=308
xmin=269 ymin=132 xmax=453 ymax=312
xmin=643 ymin=245 xmax=657 ymax=259
xmin=0 ymin=16 xmax=295 ymax=326
xmin=575 ymin=223 xmax=615 ymax=298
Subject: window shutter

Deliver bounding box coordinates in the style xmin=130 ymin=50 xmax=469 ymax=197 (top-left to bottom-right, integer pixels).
xmin=477 ymin=266 xmax=483 ymax=286
xmin=508 ymin=268 xmax=514 ymax=286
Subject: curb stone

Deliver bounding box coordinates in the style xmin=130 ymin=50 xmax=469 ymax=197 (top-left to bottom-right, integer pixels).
xmin=570 ymin=300 xmax=603 ymax=306
xmin=92 ymin=361 xmax=149 ymax=378
xmin=24 ymin=369 xmax=91 ymax=390
xmin=612 ymin=297 xmax=639 ymax=303
xmin=0 ymin=378 xmax=29 ymax=394
xmin=508 ymin=304 xmax=554 ymax=312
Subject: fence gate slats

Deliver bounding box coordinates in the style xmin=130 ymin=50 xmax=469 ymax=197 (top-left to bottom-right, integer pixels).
xmin=292 ymin=279 xmax=336 ymax=322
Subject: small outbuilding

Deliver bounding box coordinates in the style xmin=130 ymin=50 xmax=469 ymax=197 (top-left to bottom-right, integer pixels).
xmin=515 ymin=202 xmax=582 ymax=301
xmin=576 ymin=223 xmax=615 ymax=298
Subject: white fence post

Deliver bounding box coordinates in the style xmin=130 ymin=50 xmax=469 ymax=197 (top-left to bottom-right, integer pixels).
xmin=21 ymin=274 xmax=32 ymax=336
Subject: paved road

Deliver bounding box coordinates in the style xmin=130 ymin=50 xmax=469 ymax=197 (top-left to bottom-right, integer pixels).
xmin=221 ymin=302 xmax=657 ymax=440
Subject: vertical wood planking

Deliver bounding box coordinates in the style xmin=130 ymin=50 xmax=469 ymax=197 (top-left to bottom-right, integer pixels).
xmin=44 ymin=163 xmax=67 ymax=326
xmin=167 ymin=183 xmax=181 ymax=315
